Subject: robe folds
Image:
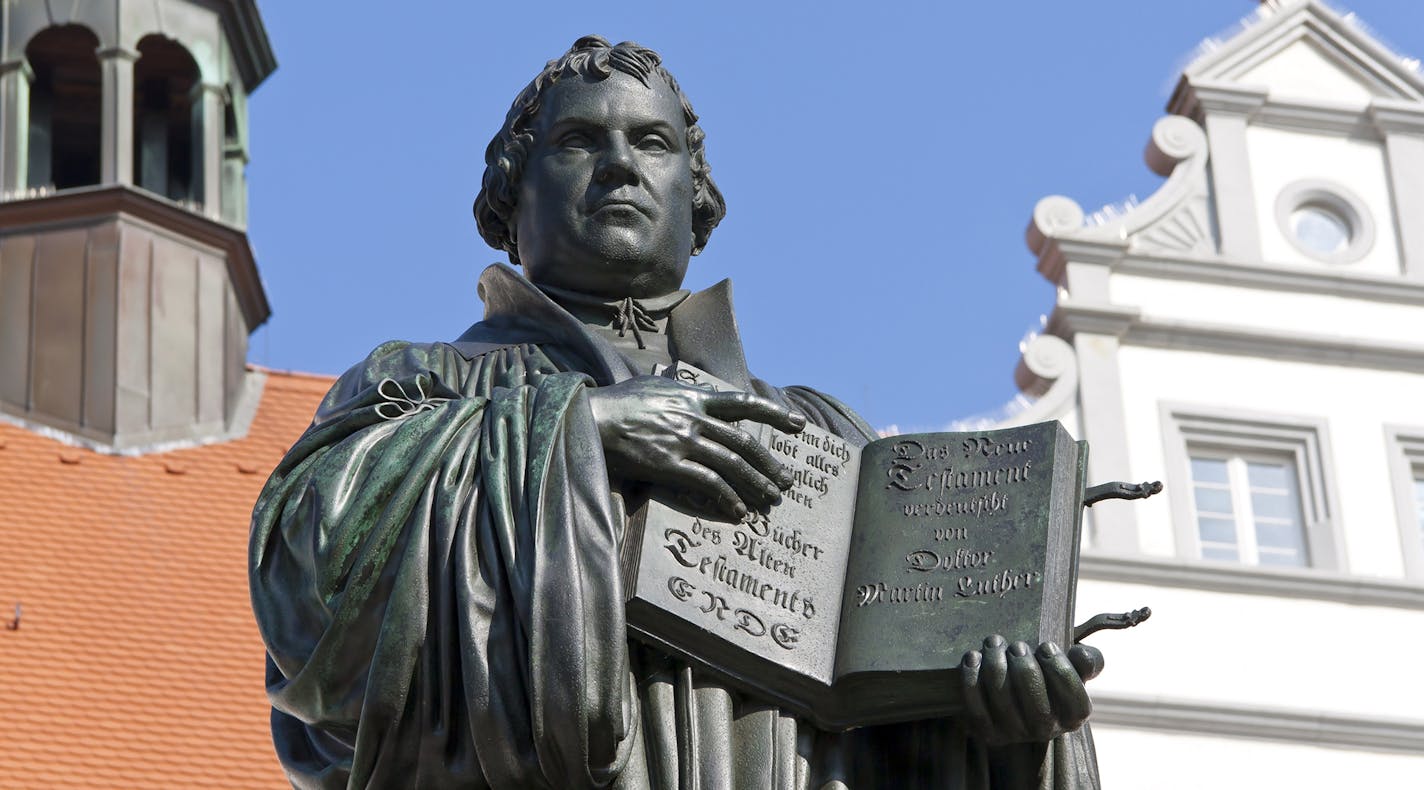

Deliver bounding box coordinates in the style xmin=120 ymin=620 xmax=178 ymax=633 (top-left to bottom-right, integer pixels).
xmin=250 ymin=264 xmax=1100 ymax=790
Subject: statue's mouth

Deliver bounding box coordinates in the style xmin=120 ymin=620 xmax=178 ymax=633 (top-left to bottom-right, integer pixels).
xmin=592 ymin=198 xmax=651 ymax=219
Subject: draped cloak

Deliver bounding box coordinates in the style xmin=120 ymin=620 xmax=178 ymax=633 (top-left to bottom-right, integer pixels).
xmin=249 ymin=264 xmax=1100 ymax=790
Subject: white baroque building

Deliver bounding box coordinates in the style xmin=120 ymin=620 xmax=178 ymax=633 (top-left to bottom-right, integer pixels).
xmin=1007 ymin=1 xmax=1424 ymax=785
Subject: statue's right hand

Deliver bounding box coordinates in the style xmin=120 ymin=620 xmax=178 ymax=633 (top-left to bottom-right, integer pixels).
xmin=585 ymin=376 xmax=807 ymax=519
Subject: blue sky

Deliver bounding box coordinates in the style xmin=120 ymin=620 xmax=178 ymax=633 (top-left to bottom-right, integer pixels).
xmin=244 ymin=1 xmax=1424 ymax=430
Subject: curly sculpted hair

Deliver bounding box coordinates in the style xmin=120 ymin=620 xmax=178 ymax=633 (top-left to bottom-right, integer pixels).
xmin=473 ymin=36 xmax=727 ymax=265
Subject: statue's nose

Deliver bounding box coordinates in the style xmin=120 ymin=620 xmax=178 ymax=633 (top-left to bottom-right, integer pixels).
xmin=594 ymin=136 xmax=639 ymax=186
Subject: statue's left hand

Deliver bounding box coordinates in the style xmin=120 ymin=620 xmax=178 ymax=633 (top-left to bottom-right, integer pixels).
xmin=958 ymin=635 xmax=1102 ymax=745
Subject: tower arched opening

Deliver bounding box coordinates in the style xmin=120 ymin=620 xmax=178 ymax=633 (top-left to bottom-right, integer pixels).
xmin=132 ymin=35 xmax=200 ymax=205
xmin=25 ymin=25 xmax=102 ymax=191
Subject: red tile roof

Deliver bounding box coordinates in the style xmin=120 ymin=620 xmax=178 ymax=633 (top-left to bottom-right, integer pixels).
xmin=0 ymin=367 xmax=333 ymax=788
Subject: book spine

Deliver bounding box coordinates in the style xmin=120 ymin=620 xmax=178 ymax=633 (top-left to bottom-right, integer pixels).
xmin=621 ymin=503 xmax=648 ymax=604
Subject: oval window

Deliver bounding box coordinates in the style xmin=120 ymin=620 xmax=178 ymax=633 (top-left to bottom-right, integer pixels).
xmin=1289 ymin=203 xmax=1351 ymax=255
xmin=1274 ymin=180 xmax=1374 ymax=264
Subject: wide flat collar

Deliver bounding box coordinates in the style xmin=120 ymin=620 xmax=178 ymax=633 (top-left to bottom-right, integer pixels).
xmin=534 ymin=283 xmax=691 ymax=325
xmin=667 ymin=278 xmax=753 ymax=391
xmin=459 ymin=263 xmax=753 ymax=390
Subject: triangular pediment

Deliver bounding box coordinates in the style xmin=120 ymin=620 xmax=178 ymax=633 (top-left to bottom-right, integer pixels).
xmin=1238 ymin=36 xmax=1383 ymax=104
xmin=1184 ymin=1 xmax=1424 ymax=104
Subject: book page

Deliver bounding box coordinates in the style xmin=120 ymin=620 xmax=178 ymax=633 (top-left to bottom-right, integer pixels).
xmin=832 ymin=422 xmax=1072 ymax=681
xmin=624 ymin=363 xmax=861 ymax=687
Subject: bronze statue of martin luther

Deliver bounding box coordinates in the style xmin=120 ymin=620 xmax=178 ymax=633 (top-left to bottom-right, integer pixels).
xmin=250 ymin=35 xmax=1106 ymax=789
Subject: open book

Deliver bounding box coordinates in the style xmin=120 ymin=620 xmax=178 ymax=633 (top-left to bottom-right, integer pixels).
xmin=621 ymin=365 xmax=1089 ymax=730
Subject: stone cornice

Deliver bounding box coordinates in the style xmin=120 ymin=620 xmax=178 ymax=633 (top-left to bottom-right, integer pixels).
xmin=1254 ymin=97 xmax=1378 ymax=136
xmin=1045 ymin=303 xmax=1140 ymax=339
xmin=1168 ymin=80 xmax=1268 ymax=120
xmin=1079 ymin=553 xmax=1424 ymax=609
xmin=1169 ymin=80 xmax=1385 ymax=138
xmin=1369 ymin=98 xmax=1424 ymax=135
xmin=1046 ymin=302 xmax=1424 ymax=373
xmin=1091 ymin=692 xmax=1424 ymax=754
xmin=1029 ymin=235 xmax=1130 ymax=287
xmin=0 ymin=185 xmax=270 ymax=330
xmin=1127 ymin=315 xmax=1424 ymax=373
xmin=1114 ymin=252 xmax=1424 ymax=306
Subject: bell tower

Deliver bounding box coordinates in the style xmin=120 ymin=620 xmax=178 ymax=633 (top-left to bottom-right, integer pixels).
xmin=0 ymin=0 xmax=275 ymax=451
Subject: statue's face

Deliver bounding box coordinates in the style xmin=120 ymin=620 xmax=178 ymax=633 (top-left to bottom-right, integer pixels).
xmin=515 ymin=69 xmax=695 ymax=298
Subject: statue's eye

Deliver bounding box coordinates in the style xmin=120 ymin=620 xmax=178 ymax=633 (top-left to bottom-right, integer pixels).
xmin=636 ymin=133 xmax=671 ymax=152
xmin=556 ymin=131 xmax=595 ymax=149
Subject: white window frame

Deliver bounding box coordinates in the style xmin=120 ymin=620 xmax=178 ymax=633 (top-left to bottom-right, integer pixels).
xmin=1160 ymin=404 xmax=1344 ymax=571
xmin=1385 ymin=427 xmax=1424 ymax=580
xmin=1188 ymin=450 xmax=1310 ymax=567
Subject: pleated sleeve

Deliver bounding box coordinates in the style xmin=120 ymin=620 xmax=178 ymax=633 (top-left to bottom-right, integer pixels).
xmin=249 ymin=341 xmax=637 ymax=789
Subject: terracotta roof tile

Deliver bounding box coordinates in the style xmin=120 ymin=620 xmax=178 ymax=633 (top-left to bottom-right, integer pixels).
xmin=0 ymin=367 xmax=334 ymax=788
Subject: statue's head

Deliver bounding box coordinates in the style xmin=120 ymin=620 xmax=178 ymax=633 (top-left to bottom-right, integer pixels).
xmin=474 ymin=36 xmax=726 ymax=298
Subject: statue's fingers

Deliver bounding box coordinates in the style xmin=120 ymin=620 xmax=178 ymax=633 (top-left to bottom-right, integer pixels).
xmin=700 ymin=420 xmax=795 ymax=490
xmin=1067 ymin=644 xmax=1105 ymax=681
xmin=704 ymin=391 xmax=807 ymax=434
xmin=659 ymin=461 xmax=747 ymax=520
xmin=959 ymin=649 xmax=996 ymax=740
xmin=1039 ymin=642 xmax=1092 ymax=731
xmin=688 ymin=440 xmax=782 ymax=510
xmin=980 ymin=635 xmax=1027 ymax=743
xmin=1009 ymin=641 xmax=1055 ymax=742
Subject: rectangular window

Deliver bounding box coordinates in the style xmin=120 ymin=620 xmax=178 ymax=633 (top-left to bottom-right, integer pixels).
xmin=1386 ymin=428 xmax=1424 ymax=580
xmin=1162 ymin=405 xmax=1340 ymax=571
xmin=1415 ymin=475 xmax=1424 ymax=550
xmin=1189 ymin=454 xmax=1308 ymax=567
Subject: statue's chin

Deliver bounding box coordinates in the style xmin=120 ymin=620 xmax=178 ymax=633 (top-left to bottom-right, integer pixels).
xmin=537 ymin=267 xmax=684 ymax=300
xmin=582 ymin=224 xmax=692 ymax=297
xmin=622 ymin=268 xmax=688 ymax=299
xmin=518 ymin=211 xmax=694 ymax=298
xmin=526 ymin=250 xmax=689 ymax=300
